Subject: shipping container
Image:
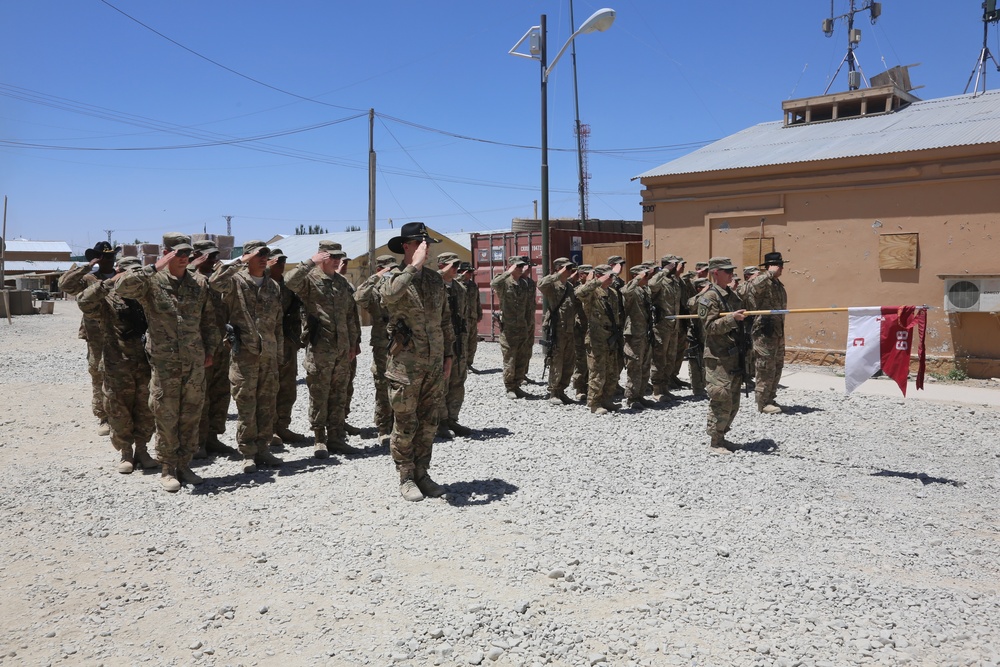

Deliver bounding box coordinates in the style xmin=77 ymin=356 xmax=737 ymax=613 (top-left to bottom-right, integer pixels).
xmin=122 ymin=244 xmax=139 ymax=257
xmin=471 ymin=229 xmax=641 ymax=342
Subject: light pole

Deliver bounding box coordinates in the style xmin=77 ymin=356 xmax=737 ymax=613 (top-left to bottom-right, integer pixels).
xmin=510 ymin=7 xmax=616 ymax=275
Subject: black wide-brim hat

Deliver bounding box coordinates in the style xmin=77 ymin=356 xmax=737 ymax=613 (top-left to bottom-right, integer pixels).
xmin=387 ymin=222 xmax=441 ymax=254
xmin=760 ymin=251 xmax=788 ymax=266
xmin=85 ymin=241 xmax=121 ymax=262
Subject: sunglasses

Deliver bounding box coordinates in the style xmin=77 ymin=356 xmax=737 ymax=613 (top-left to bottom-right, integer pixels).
xmin=174 ymin=248 xmax=192 ymax=257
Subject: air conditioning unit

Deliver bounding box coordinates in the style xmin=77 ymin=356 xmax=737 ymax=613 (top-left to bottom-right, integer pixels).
xmin=943 ymin=278 xmax=1000 ymax=313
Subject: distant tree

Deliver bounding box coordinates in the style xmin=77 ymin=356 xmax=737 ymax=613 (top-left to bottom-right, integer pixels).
xmin=295 ymin=224 xmax=328 ymax=235
xmin=345 ymin=225 xmax=361 ymax=232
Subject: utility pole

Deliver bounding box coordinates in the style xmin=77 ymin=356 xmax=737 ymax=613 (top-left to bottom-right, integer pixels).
xmin=223 ymin=215 xmax=233 ymax=236
xmin=103 ymin=229 xmax=114 ymax=243
xmin=368 ymin=108 xmax=376 ymax=277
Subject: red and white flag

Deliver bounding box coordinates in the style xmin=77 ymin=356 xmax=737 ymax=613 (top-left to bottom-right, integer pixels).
xmin=845 ymin=306 xmax=927 ymax=396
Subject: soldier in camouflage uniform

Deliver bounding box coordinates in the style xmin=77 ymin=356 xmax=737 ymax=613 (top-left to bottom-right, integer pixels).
xmin=576 ymin=265 xmax=622 ymax=415
xmin=58 ymin=241 xmax=118 ymax=435
xmin=743 ymin=252 xmax=788 ymax=414
xmin=685 ymin=277 xmax=711 ymax=397
xmin=285 ymin=240 xmax=362 ymax=458
xmin=268 ymin=247 xmax=306 ymax=444
xmin=76 ymin=256 xmax=158 ymax=474
xmin=490 ymin=256 xmax=537 ymax=399
xmin=116 ymin=233 xmax=217 ymax=492
xmin=538 ymin=257 xmax=579 ymax=405
xmin=338 ymin=257 xmax=364 ymax=436
xmin=436 ymin=252 xmax=473 ymax=437
xmin=606 ymin=255 xmax=628 ymax=394
xmin=209 ymin=240 xmax=285 ymax=473
xmin=622 ymin=263 xmax=657 ymax=409
xmin=378 ymin=223 xmax=455 ymax=502
xmin=570 ymin=264 xmax=592 ymax=399
xmin=458 ymin=263 xmax=483 ymax=372
xmin=739 ymin=266 xmax=759 ymax=298
xmin=189 ymin=239 xmax=236 ymax=458
xmin=648 ymin=255 xmax=681 ymax=401
xmin=697 ymin=257 xmax=749 ymax=453
xmin=354 ymin=254 xmax=399 ymax=440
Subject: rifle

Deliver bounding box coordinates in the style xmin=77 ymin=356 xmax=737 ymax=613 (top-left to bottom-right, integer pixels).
xmin=736 ymin=317 xmax=755 ymax=397
xmin=225 ymin=324 xmax=242 ymax=356
xmin=388 ymin=319 xmax=413 ymax=356
xmin=541 ymin=282 xmax=572 ymax=379
xmin=448 ymin=287 xmax=466 ymax=359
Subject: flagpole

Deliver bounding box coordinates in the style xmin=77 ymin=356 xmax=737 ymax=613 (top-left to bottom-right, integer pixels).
xmin=663 ymin=306 xmax=931 ymax=320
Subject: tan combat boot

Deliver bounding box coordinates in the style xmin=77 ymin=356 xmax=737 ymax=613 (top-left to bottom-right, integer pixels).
xmin=177 ymin=465 xmax=204 ymax=485
xmin=313 ymin=428 xmax=329 ymax=459
xmin=160 ymin=464 xmax=181 ymax=492
xmin=328 ymin=428 xmax=362 ymax=456
xmin=118 ymin=445 xmax=134 ymax=474
xmin=256 ymin=448 xmax=284 ymax=467
xmin=399 ymin=471 xmax=424 ymax=502
xmin=709 ymin=434 xmax=734 ymax=454
xmin=133 ymin=442 xmax=159 ymax=469
xmin=414 ymin=465 xmax=445 ymax=498
xmin=97 ymin=420 xmax=111 ymax=437
xmin=761 ymin=403 xmax=782 ymax=414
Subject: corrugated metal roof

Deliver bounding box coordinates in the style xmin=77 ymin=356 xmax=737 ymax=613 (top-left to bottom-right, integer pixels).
xmin=3 ymin=261 xmax=78 ymax=272
xmin=266 ymin=227 xmax=483 ymax=264
xmin=636 ymin=90 xmax=1000 ymax=179
xmin=3 ymin=240 xmax=73 ymax=253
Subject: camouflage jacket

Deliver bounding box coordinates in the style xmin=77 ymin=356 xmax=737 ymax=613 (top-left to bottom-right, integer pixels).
xmin=276 ymin=279 xmax=305 ymax=354
xmin=621 ymin=278 xmax=652 ymax=339
xmin=442 ymin=277 xmax=468 ymax=358
xmin=284 ymin=261 xmax=359 ymax=354
xmin=190 ymin=267 xmax=230 ymax=334
xmin=378 ymin=264 xmax=454 ymax=378
xmin=116 ymin=265 xmax=217 ymax=365
xmin=743 ymin=271 xmax=787 ymax=339
xmin=697 ymin=284 xmax=744 ymax=366
xmin=76 ymin=277 xmax=148 ymax=367
xmin=209 ymin=263 xmax=284 ymax=359
xmin=462 ymin=276 xmax=482 ymax=335
xmin=576 ymin=279 xmax=621 ymax=348
xmin=647 ymin=270 xmax=681 ymax=328
xmin=355 ymin=272 xmax=391 ymax=347
xmin=59 ymin=263 xmax=116 ymax=342
xmin=490 ymin=272 xmax=536 ymax=333
xmin=537 ymin=273 xmax=577 ymax=338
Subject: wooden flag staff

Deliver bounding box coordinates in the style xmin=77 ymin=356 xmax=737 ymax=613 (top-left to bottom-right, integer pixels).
xmin=663 ymin=306 xmax=931 ymax=321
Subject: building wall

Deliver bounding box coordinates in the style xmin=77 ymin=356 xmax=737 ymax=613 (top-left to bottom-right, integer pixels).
xmin=640 ymin=147 xmax=1000 ymax=377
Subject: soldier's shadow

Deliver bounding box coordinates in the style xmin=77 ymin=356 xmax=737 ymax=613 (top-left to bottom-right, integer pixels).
xmin=189 ymin=457 xmax=340 ymax=495
xmin=465 ymin=427 xmax=513 ymax=442
xmin=740 ymin=438 xmax=779 ymax=454
xmin=445 ymin=478 xmax=519 ymax=506
xmin=780 ymin=405 xmax=824 ymax=415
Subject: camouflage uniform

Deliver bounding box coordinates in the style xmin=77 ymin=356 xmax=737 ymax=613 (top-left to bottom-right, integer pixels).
xmin=438 ymin=253 xmax=470 ymax=428
xmin=274 ymin=272 xmax=304 ymax=434
xmin=576 ymin=266 xmax=622 ymax=413
xmin=462 ymin=268 xmax=483 ymax=369
xmin=647 ymin=262 xmax=681 ymax=396
xmin=570 ymin=266 xmax=592 ymax=397
xmin=59 ymin=261 xmax=115 ymax=424
xmin=189 ymin=247 xmax=231 ymax=451
xmin=76 ymin=265 xmax=154 ymax=457
xmin=354 ymin=256 xmax=397 ymax=436
xmin=607 ymin=258 xmax=628 ymax=390
xmin=673 ymin=272 xmax=697 ymax=386
xmin=744 ymin=269 xmax=787 ymax=411
xmin=490 ymin=258 xmax=536 ymax=394
xmin=686 ymin=281 xmax=708 ymax=396
xmin=285 ymin=244 xmax=360 ymax=447
xmin=344 ymin=278 xmax=362 ymax=429
xmin=537 ymin=259 xmax=578 ymax=401
xmin=116 ymin=245 xmax=216 ymax=469
xmin=698 ymin=262 xmax=746 ymax=446
xmin=379 ymin=262 xmax=454 ymax=481
xmin=209 ymin=244 xmax=284 ymax=459
xmin=622 ymin=269 xmax=653 ymax=405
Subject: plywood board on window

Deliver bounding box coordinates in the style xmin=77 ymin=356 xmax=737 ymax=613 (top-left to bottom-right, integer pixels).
xmin=878 ymin=233 xmax=918 ymax=269
xmin=742 ymin=237 xmax=774 ymax=270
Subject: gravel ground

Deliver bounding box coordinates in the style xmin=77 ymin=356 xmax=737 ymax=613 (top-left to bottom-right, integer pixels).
xmin=1 ymin=301 xmax=998 ymax=667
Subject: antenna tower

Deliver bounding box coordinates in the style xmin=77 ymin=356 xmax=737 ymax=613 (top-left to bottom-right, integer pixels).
xmin=222 ymin=215 xmax=233 ymax=236
xmin=822 ymin=1 xmax=882 ymax=93
xmin=103 ymin=229 xmax=114 ymax=243
xmin=965 ymin=1 xmax=1000 ymax=95
xmin=573 ymin=123 xmax=591 ymax=224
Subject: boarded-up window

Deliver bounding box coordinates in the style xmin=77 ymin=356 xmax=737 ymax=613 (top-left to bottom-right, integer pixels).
xmin=742 ymin=237 xmax=774 ymax=270
xmin=878 ymin=233 xmax=918 ymax=269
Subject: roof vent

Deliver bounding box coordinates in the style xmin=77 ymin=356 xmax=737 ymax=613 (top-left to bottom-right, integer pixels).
xmin=782 ymin=84 xmax=920 ymax=127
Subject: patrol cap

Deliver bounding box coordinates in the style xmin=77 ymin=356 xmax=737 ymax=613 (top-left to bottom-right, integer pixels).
xmin=707 ymin=256 xmax=736 ymax=271
xmin=695 ymin=261 xmax=708 ymax=271
xmin=376 ymin=254 xmax=399 ymax=269
xmin=660 ymin=254 xmax=680 ymax=266
xmin=457 ymin=262 xmax=474 ymax=274
xmin=606 ymin=255 xmax=625 ymax=266
xmin=576 ymin=264 xmax=593 ymax=273
xmin=117 ymin=256 xmax=141 ymax=270
xmin=743 ymin=265 xmax=760 ymax=276
xmin=507 ymin=255 xmax=533 ymax=267
xmin=629 ymin=265 xmax=646 ymax=275
xmin=693 ymin=277 xmax=709 ymax=288
xmin=243 ymin=240 xmax=270 ymax=256
xmin=162 ymin=232 xmax=193 ymax=252
xmin=268 ymin=247 xmax=287 ymax=261
xmin=591 ymin=264 xmax=612 ymax=277
xmin=437 ymin=252 xmax=461 ymax=266
xmin=193 ymin=239 xmax=220 ymax=255
xmin=553 ymin=257 xmax=577 ymax=270
xmin=317 ymin=240 xmax=347 ymax=258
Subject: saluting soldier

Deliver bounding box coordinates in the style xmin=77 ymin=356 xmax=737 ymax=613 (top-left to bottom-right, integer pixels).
xmin=537 ymin=257 xmax=579 ymax=405
xmin=268 ymin=247 xmax=307 ymax=444
xmin=436 ymin=252 xmax=473 ymax=437
xmin=490 ymin=256 xmax=537 ymax=399
xmin=744 ymin=251 xmax=789 ymax=414
xmin=648 ymin=255 xmax=681 ymax=401
xmin=570 ymin=264 xmax=592 ymax=400
xmin=622 ymin=263 xmax=656 ymax=409
xmin=355 ymin=254 xmax=400 ymax=441
xmin=458 ymin=263 xmax=483 ymax=372
xmin=576 ymin=264 xmax=622 ymax=415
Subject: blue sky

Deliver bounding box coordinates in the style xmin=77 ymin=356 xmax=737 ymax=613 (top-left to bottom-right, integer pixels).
xmin=1 ymin=1 xmax=994 ymax=253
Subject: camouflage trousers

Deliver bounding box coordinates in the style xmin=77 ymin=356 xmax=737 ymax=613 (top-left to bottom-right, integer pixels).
xmin=370 ymin=343 xmax=393 ymax=434
xmin=199 ymin=344 xmax=231 ymax=445
xmin=149 ymin=358 xmax=205 ymax=467
xmin=443 ymin=349 xmax=468 ymax=422
xmin=623 ymin=334 xmax=652 ymax=402
xmin=102 ymin=356 xmax=154 ymax=452
xmin=754 ymin=334 xmax=785 ymax=410
xmin=87 ymin=337 xmax=107 ymax=422
xmin=499 ymin=328 xmax=532 ymax=391
xmin=275 ymin=342 xmax=298 ymax=431
xmin=649 ymin=322 xmax=678 ymax=392
xmin=466 ymin=329 xmax=479 ymax=368
xmin=704 ymin=356 xmax=742 ymax=437
xmin=571 ymin=328 xmax=588 ymax=396
xmin=545 ymin=328 xmax=576 ymax=396
xmin=303 ymin=345 xmax=351 ymax=435
xmin=345 ymin=356 xmax=357 ymax=421
xmin=586 ymin=337 xmax=617 ymax=410
xmin=230 ymin=349 xmax=279 ymax=456
xmin=388 ymin=360 xmax=446 ymax=477
xmin=672 ymin=324 xmax=689 ymax=382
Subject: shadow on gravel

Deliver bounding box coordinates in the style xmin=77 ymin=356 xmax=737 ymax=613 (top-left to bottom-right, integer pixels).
xmin=465 ymin=427 xmax=513 ymax=442
xmin=468 ymin=367 xmax=501 ymax=375
xmin=871 ymin=469 xmax=965 ymax=487
xmin=741 ymin=439 xmax=779 ymax=454
xmin=445 ymin=478 xmax=519 ymax=506
xmin=780 ymin=405 xmax=825 ymax=415
xmin=345 ymin=442 xmax=390 ymax=459
xmin=190 ymin=458 xmax=340 ymax=495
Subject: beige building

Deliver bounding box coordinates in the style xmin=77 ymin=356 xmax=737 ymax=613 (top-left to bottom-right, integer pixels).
xmin=636 ymin=86 xmax=1000 ymax=378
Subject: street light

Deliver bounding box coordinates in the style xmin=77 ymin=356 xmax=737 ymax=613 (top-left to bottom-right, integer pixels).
xmin=510 ymin=8 xmax=616 ymax=275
